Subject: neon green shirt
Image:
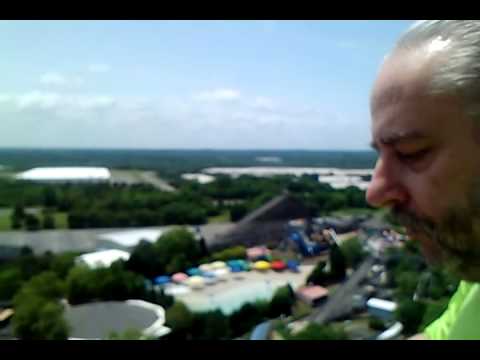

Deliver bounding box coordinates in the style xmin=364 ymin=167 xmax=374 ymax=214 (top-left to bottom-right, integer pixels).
xmin=425 ymin=281 xmax=480 ymax=340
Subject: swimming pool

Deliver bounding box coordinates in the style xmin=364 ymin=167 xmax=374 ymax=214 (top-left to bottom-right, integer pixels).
xmin=178 ymin=279 xmax=293 ymax=315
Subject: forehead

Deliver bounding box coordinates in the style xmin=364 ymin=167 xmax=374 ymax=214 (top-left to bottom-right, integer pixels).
xmin=370 ymin=52 xmax=457 ymax=142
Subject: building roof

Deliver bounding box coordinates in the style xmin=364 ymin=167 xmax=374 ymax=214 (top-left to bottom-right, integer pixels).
xmin=76 ymin=249 xmax=130 ymax=269
xmin=250 ymin=321 xmax=272 ymax=340
xmin=367 ymin=298 xmax=398 ymax=312
xmin=297 ymin=285 xmax=329 ymax=301
xmin=16 ymin=167 xmax=111 ymax=182
xmin=64 ymin=300 xmax=170 ymax=339
xmin=181 ymin=173 xmax=215 ymax=184
xmin=98 ymin=229 xmax=162 ymax=248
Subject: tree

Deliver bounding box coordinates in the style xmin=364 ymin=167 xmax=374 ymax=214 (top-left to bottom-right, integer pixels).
xmin=155 ymin=228 xmax=202 ymax=274
xmin=13 ymin=296 xmax=69 ymax=340
xmin=24 ymin=213 xmax=41 ymax=231
xmin=339 ymin=236 xmax=367 ymax=269
xmin=368 ymin=316 xmax=387 ymax=331
xmin=165 ymin=302 xmax=194 ymax=339
xmin=268 ymin=285 xmax=295 ymax=318
xmin=12 ymin=272 xmax=69 ymax=340
xmin=288 ymin=323 xmax=348 ymax=340
xmin=126 ymin=240 xmax=160 ymax=279
xmin=192 ymin=310 xmax=231 ymax=340
xmin=306 ymin=261 xmax=329 ymax=285
xmin=13 ymin=203 xmax=25 ymax=219
xmin=229 ymin=302 xmax=266 ymax=337
xmin=108 ymin=328 xmax=150 ymax=340
xmin=209 ymin=246 xmax=246 ymax=262
xmin=0 ymin=268 xmax=23 ymax=301
xmin=66 ymin=264 xmax=147 ymax=305
xmin=395 ymin=298 xmax=427 ymax=335
xmin=230 ymin=204 xmax=248 ymax=222
xmin=42 ymin=212 xmax=56 ymax=230
xmin=329 ymin=243 xmax=347 ymax=281
xmin=43 ymin=187 xmax=58 ymax=208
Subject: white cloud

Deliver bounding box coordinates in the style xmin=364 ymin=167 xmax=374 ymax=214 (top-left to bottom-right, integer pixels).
xmin=88 ymin=64 xmax=111 ymax=73
xmin=194 ymin=88 xmax=241 ymax=102
xmin=0 ymin=90 xmax=366 ymax=150
xmin=1 ymin=91 xmax=115 ymax=112
xmin=40 ymin=72 xmax=85 ymax=88
xmin=0 ymin=94 xmax=12 ymax=103
xmin=17 ymin=91 xmax=61 ymax=110
xmin=40 ymin=72 xmax=67 ymax=86
xmin=252 ymin=96 xmax=275 ymax=110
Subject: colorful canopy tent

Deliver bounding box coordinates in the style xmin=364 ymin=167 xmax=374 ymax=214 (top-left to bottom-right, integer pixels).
xmin=186 ymin=276 xmax=205 ymax=289
xmin=154 ymin=276 xmax=171 ymax=285
xmin=237 ymin=260 xmax=251 ymax=271
xmin=212 ymin=268 xmax=230 ymax=280
xmin=199 ymin=264 xmax=214 ymax=272
xmin=186 ymin=268 xmax=202 ymax=276
xmin=287 ymin=260 xmax=300 ymax=272
xmin=210 ymin=261 xmax=227 ymax=270
xmin=253 ymin=261 xmax=271 ymax=271
xmin=164 ymin=284 xmax=191 ymax=296
xmin=226 ymin=260 xmax=239 ymax=268
xmin=202 ymin=272 xmax=218 ymax=285
xmin=202 ymin=271 xmax=217 ymax=278
xmin=172 ymin=272 xmax=189 ymax=283
xmin=230 ymin=265 xmax=243 ymax=273
xmin=271 ymin=260 xmax=287 ymax=271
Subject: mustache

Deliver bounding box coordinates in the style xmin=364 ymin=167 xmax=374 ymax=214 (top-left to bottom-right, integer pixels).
xmin=390 ymin=207 xmax=436 ymax=235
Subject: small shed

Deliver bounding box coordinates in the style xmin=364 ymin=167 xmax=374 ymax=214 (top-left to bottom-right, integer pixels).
xmin=296 ymin=285 xmax=329 ymax=307
xmin=366 ymin=298 xmax=398 ymax=321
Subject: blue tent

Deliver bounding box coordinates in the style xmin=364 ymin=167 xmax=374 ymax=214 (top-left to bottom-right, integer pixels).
xmin=287 ymin=260 xmax=300 ymax=273
xmin=203 ymin=271 xmax=217 ymax=278
xmin=230 ymin=265 xmax=243 ymax=273
xmin=227 ymin=260 xmax=238 ymax=268
xmin=186 ymin=268 xmax=202 ymax=276
xmin=154 ymin=275 xmax=171 ymax=285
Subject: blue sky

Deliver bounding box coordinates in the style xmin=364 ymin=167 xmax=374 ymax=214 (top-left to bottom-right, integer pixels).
xmin=0 ymin=20 xmax=414 ymax=150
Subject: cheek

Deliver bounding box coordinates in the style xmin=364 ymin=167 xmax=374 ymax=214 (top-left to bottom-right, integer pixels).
xmin=404 ymin=174 xmax=450 ymax=220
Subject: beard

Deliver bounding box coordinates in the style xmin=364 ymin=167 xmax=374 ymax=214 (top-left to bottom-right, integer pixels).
xmin=390 ymin=181 xmax=480 ymax=281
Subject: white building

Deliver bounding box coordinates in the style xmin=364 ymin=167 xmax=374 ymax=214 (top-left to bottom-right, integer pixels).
xmin=367 ymin=298 xmax=398 ymax=321
xmin=76 ymin=249 xmax=130 ymax=269
xmin=98 ymin=228 xmax=163 ymax=248
xmin=202 ymin=166 xmax=372 ymax=191
xmin=181 ymin=173 xmax=216 ymax=184
xmin=16 ymin=167 xmax=111 ymax=183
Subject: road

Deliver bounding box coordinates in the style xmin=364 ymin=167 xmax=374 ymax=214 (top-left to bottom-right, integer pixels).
xmin=109 ymin=169 xmax=176 ymax=192
xmin=307 ymin=256 xmax=375 ymax=324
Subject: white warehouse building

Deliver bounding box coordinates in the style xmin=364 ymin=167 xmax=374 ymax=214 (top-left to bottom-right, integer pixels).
xmin=16 ymin=167 xmax=111 ymax=183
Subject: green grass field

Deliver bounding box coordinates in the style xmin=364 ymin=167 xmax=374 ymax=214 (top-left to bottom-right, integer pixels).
xmin=0 ymin=209 xmax=11 ymax=230
xmin=208 ymin=211 xmax=231 ymax=224
xmin=0 ymin=208 xmax=68 ymax=231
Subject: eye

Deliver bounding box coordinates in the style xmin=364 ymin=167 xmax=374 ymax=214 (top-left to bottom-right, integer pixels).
xmin=397 ymin=148 xmax=431 ymax=163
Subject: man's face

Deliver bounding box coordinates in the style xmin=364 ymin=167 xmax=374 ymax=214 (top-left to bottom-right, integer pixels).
xmin=367 ymin=50 xmax=480 ymax=280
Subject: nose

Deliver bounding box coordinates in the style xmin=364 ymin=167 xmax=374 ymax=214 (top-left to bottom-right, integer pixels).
xmin=366 ymin=157 xmax=408 ymax=208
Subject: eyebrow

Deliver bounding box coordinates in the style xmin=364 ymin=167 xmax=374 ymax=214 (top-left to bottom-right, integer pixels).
xmin=370 ymin=131 xmax=429 ymax=151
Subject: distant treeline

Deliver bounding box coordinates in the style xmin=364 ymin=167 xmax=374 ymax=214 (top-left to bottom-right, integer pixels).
xmin=0 ymin=148 xmax=377 ymax=178
xmin=0 ymin=174 xmax=370 ymax=230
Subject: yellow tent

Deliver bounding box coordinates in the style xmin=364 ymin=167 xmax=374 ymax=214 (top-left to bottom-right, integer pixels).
xmin=253 ymin=261 xmax=271 ymax=271
xmin=186 ymin=275 xmax=205 ymax=289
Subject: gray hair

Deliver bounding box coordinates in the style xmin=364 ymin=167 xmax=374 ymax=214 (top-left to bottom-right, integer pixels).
xmin=393 ymin=20 xmax=480 ymax=121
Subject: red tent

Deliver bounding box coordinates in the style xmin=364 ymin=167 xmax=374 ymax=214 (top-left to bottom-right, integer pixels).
xmin=271 ymin=260 xmax=287 ymax=271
